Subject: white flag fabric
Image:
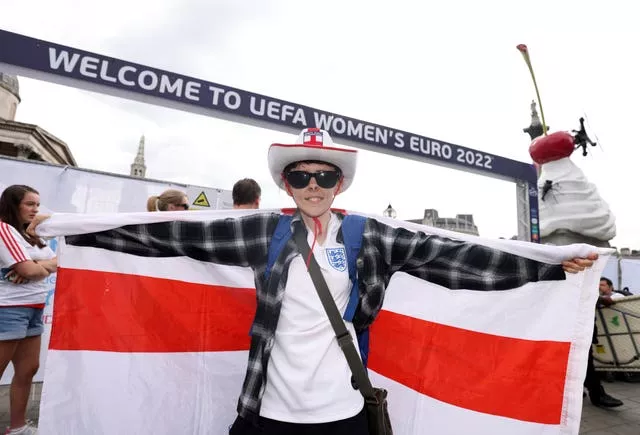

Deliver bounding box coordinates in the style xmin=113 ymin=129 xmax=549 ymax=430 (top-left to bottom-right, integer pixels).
xmin=36 ymin=209 xmax=610 ymax=435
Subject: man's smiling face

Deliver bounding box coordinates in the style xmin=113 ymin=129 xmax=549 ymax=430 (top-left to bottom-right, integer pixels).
xmin=285 ymin=161 xmax=342 ymax=218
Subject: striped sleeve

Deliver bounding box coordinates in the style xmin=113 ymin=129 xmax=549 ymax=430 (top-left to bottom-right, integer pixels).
xmin=0 ymin=222 xmax=30 ymax=267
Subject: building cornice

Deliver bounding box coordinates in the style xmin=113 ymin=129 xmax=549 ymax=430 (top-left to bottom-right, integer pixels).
xmin=0 ymin=119 xmax=77 ymax=166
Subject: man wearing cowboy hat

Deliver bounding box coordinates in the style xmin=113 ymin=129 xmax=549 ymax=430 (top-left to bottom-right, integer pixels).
xmin=27 ymin=127 xmax=597 ymax=435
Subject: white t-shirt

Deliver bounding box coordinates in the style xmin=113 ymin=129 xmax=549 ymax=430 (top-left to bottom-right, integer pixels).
xmin=0 ymin=221 xmax=54 ymax=306
xmin=260 ymin=213 xmax=364 ymax=423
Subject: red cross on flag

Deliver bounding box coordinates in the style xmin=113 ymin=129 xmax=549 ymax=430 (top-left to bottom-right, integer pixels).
xmin=303 ymin=128 xmax=324 ymax=145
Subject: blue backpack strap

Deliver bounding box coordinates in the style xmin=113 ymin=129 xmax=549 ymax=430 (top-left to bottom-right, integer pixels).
xmin=264 ymin=214 xmax=293 ymax=281
xmin=342 ymin=214 xmax=366 ymax=322
xmin=356 ymin=329 xmax=370 ymax=368
xmin=341 ymin=214 xmax=370 ymax=367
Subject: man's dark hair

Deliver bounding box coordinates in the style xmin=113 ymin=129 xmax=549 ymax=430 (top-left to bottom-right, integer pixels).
xmin=600 ymin=277 xmax=613 ymax=287
xmin=232 ymin=178 xmax=261 ymax=205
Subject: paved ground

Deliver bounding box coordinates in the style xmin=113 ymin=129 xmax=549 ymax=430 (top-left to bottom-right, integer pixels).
xmin=580 ymin=380 xmax=640 ymax=434
xmin=0 ymin=383 xmax=40 ymax=433
xmin=0 ymin=380 xmax=638 ymax=433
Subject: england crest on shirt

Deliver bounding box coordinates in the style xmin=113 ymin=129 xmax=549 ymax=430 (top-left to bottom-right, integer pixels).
xmin=325 ymin=247 xmax=347 ymax=272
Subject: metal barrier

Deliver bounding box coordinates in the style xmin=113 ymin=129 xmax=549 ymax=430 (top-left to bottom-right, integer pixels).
xmin=593 ymin=295 xmax=640 ymax=371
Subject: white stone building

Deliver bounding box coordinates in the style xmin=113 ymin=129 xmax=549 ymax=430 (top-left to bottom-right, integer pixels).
xmin=0 ymin=73 xmax=76 ymax=166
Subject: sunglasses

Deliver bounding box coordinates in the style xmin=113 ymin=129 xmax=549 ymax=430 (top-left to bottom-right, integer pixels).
xmin=285 ymin=170 xmax=341 ymax=189
xmin=179 ymin=203 xmax=189 ymax=210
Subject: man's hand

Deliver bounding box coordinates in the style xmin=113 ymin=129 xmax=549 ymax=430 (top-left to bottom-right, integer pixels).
xmin=26 ymin=214 xmax=51 ymax=238
xmin=598 ymin=295 xmax=615 ymax=307
xmin=562 ymin=252 xmax=599 ymax=274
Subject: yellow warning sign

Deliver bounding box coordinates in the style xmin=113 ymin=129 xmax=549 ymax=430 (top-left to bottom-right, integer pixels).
xmin=192 ymin=191 xmax=210 ymax=207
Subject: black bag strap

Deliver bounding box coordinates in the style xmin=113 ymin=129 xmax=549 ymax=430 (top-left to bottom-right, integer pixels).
xmin=292 ymin=222 xmax=377 ymax=403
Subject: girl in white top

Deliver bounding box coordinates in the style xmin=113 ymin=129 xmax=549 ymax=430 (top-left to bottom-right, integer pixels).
xmin=0 ymin=185 xmax=57 ymax=435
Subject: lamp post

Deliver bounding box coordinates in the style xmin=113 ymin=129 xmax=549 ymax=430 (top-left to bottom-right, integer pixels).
xmin=383 ymin=204 xmax=397 ymax=219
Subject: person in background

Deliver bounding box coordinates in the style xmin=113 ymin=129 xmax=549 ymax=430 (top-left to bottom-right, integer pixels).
xmin=582 ymin=278 xmax=625 ymax=407
xmin=0 ymin=185 xmax=57 ymax=435
xmin=599 ymin=277 xmax=625 ymax=300
xmin=146 ymin=189 xmax=189 ymax=212
xmin=232 ymin=178 xmax=261 ymax=209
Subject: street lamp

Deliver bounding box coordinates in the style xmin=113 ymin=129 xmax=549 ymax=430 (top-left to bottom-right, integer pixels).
xmin=383 ymin=204 xmax=397 ymax=219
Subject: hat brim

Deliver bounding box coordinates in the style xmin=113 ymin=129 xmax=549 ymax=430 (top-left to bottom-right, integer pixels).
xmin=268 ymin=144 xmax=357 ymax=192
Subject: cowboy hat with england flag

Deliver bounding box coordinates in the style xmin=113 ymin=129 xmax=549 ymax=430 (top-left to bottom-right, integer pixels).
xmin=268 ymin=127 xmax=357 ymax=192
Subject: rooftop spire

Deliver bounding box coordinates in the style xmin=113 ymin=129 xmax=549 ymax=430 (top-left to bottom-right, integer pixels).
xmin=130 ymin=135 xmax=147 ymax=178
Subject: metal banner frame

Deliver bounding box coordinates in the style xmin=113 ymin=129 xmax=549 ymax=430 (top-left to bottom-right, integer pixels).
xmin=0 ymin=29 xmax=539 ymax=241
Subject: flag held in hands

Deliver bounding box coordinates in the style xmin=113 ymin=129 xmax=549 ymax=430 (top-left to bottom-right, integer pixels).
xmin=36 ymin=210 xmax=608 ymax=435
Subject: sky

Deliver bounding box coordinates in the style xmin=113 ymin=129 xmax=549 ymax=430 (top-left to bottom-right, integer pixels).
xmin=1 ymin=0 xmax=638 ymax=247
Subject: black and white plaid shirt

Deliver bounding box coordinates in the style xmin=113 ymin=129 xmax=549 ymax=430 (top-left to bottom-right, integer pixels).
xmin=66 ymin=210 xmax=565 ymax=422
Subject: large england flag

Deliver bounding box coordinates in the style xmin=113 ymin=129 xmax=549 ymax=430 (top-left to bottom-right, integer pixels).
xmin=36 ymin=209 xmax=609 ymax=435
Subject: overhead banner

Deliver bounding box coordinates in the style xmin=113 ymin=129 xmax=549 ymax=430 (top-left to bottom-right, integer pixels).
xmin=0 ymin=29 xmax=537 ymax=183
xmin=0 ymin=28 xmax=540 ymax=242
